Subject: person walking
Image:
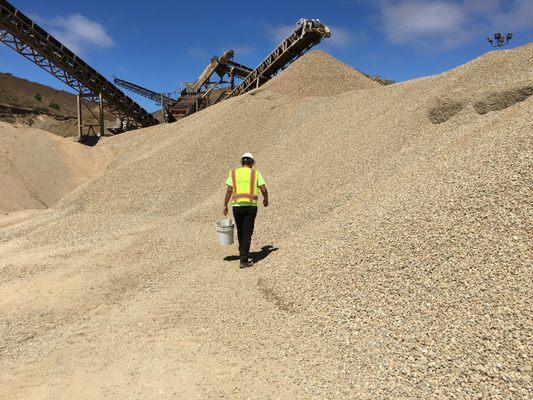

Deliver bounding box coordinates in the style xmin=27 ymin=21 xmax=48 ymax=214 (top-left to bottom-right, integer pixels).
xmin=223 ymin=153 xmax=269 ymax=268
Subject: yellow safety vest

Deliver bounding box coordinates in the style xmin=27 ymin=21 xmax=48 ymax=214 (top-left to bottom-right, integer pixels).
xmin=231 ymin=167 xmax=259 ymax=206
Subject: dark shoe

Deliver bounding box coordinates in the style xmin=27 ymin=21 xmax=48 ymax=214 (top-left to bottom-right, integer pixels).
xmin=239 ymin=260 xmax=253 ymax=268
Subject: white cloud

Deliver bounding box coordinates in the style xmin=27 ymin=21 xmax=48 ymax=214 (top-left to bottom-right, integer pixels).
xmin=377 ymin=0 xmax=533 ymax=50
xmin=43 ymin=14 xmax=115 ymax=54
xmin=263 ymin=23 xmax=295 ymax=44
xmin=381 ymin=1 xmax=465 ymax=44
xmin=485 ymin=0 xmax=533 ymax=31
xmin=324 ymin=25 xmax=360 ymax=48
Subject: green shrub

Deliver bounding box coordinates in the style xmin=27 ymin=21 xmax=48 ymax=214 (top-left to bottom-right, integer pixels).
xmin=34 ymin=93 xmax=42 ymax=101
xmin=48 ymin=102 xmax=60 ymax=110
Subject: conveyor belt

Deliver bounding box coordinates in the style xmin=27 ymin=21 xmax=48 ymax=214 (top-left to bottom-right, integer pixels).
xmin=222 ymin=19 xmax=330 ymax=100
xmin=0 ymin=0 xmax=158 ymax=130
xmin=113 ymin=77 xmax=177 ymax=106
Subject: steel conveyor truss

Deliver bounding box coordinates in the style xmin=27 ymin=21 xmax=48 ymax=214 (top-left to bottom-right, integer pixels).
xmin=225 ymin=60 xmax=253 ymax=80
xmin=113 ymin=77 xmax=177 ymax=106
xmin=113 ymin=77 xmax=179 ymax=122
xmin=170 ymin=50 xmax=254 ymax=119
xmin=222 ymin=19 xmax=331 ymax=100
xmin=0 ymin=0 xmax=158 ymax=132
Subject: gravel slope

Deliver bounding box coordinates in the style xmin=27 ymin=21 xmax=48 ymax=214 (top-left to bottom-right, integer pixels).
xmin=0 ymin=123 xmax=111 ymax=213
xmin=262 ymin=50 xmax=379 ymax=96
xmin=0 ymin=45 xmax=531 ymax=399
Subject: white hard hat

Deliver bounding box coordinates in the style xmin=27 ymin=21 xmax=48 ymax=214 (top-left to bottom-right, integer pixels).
xmin=242 ymin=152 xmax=254 ymax=160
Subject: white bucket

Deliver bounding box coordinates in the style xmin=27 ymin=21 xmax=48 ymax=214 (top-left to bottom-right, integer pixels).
xmin=216 ymin=218 xmax=234 ymax=246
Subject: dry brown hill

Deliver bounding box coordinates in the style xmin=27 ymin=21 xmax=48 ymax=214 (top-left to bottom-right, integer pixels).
xmin=0 ymin=44 xmax=532 ymax=399
xmin=0 ymin=72 xmax=78 ymax=117
xmin=0 ymin=72 xmax=116 ymax=137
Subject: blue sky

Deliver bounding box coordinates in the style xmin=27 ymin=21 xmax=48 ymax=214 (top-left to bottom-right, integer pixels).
xmin=1 ymin=0 xmax=532 ymax=112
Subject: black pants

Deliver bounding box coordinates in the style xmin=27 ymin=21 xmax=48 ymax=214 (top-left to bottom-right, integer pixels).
xmin=232 ymin=206 xmax=257 ymax=262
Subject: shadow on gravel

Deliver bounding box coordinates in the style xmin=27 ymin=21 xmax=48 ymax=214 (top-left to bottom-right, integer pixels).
xmin=79 ymin=135 xmax=101 ymax=146
xmin=224 ymin=245 xmax=279 ymax=263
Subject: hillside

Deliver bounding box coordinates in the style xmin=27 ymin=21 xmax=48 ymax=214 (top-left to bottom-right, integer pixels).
xmin=0 ymin=72 xmax=116 ymax=137
xmin=0 ymin=46 xmax=532 ymax=399
xmin=0 ymin=72 xmax=79 ymax=116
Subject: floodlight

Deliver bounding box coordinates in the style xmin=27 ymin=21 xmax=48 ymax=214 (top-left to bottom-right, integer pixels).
xmin=487 ymin=32 xmax=513 ymax=47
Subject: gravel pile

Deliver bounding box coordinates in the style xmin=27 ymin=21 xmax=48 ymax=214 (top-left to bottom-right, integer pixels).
xmin=0 ymin=44 xmax=531 ymax=399
xmin=0 ymin=123 xmax=111 ymax=213
xmin=262 ymin=50 xmax=379 ymax=96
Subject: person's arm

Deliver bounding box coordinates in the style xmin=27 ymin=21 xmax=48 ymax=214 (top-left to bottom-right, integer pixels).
xmin=259 ymin=185 xmax=268 ymax=207
xmin=223 ymin=185 xmax=233 ymax=215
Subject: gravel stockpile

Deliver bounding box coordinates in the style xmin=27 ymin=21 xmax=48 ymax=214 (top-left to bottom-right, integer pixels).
xmin=0 ymin=123 xmax=111 ymax=213
xmin=0 ymin=45 xmax=532 ymax=399
xmin=262 ymin=50 xmax=379 ymax=96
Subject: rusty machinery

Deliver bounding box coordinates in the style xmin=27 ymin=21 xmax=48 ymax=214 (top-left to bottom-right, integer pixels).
xmin=171 ymin=19 xmax=331 ymax=118
xmin=170 ymin=50 xmax=254 ymax=118
xmin=0 ymin=0 xmax=158 ymax=142
xmin=118 ymin=20 xmax=331 ymax=121
xmin=0 ymin=0 xmax=331 ymax=134
xmin=114 ymin=50 xmax=253 ymax=122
